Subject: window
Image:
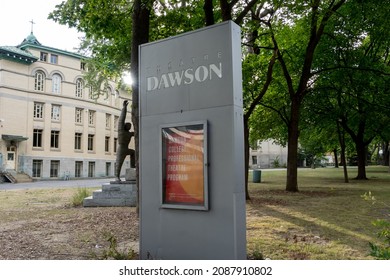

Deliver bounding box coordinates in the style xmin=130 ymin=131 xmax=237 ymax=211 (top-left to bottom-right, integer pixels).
xmin=114 ymin=138 xmax=118 ymax=153
xmin=50 ymin=54 xmax=58 ymax=64
xmin=51 ymin=105 xmax=61 ymax=121
xmin=34 ymin=71 xmax=45 ymax=91
xmin=75 ymin=161 xmax=83 ymax=178
xmin=34 ymin=102 xmax=44 ymax=119
xmin=252 ymin=156 xmax=257 ymax=165
xmin=88 ymin=134 xmax=94 ymax=151
xmin=88 ymin=86 xmax=94 ymax=100
xmin=40 ymin=52 xmax=48 ymax=62
xmin=106 ymin=162 xmax=111 ymax=177
xmin=75 ymin=78 xmax=84 ymax=98
xmin=80 ymin=62 xmax=86 ymax=71
xmin=50 ymin=160 xmax=60 ymax=178
xmin=88 ymin=162 xmax=95 ymax=177
xmin=51 ymin=130 xmax=60 ymax=149
xmin=32 ymin=160 xmax=43 ymax=178
xmin=75 ymin=108 xmax=83 ymax=124
xmin=106 ymin=87 xmax=113 ymax=103
xmin=33 ymin=129 xmax=43 ymax=148
xmin=74 ymin=133 xmax=82 ymax=150
xmin=115 ymin=90 xmax=120 ymax=106
xmin=114 ymin=116 xmax=119 ymax=130
xmin=105 ymin=136 xmax=110 ymax=152
xmin=106 ymin=114 xmax=111 ymax=129
xmin=88 ymin=110 xmax=95 ymax=126
xmin=52 ymin=74 xmax=62 ymax=93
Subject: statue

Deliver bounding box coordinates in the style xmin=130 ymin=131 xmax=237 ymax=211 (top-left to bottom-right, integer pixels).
xmin=115 ymin=100 xmax=135 ymax=181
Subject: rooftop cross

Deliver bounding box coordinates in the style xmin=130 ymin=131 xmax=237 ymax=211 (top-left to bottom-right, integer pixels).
xmin=29 ymin=19 xmax=35 ymax=33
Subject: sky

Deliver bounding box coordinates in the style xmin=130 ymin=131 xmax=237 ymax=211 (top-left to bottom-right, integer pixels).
xmin=0 ymin=0 xmax=82 ymax=51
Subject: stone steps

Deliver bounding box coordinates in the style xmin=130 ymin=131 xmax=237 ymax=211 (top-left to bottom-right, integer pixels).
xmin=1 ymin=171 xmax=33 ymax=183
xmin=83 ymin=182 xmax=137 ymax=207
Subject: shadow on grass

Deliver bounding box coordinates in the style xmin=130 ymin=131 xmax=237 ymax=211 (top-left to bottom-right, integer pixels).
xmin=246 ymin=166 xmax=390 ymax=259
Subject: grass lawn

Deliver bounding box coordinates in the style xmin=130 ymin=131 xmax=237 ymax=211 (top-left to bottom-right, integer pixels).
xmin=246 ymin=166 xmax=390 ymax=260
xmin=0 ymin=166 xmax=389 ymax=260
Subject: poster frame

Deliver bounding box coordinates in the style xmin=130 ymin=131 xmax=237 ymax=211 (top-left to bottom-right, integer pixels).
xmin=159 ymin=120 xmax=209 ymax=211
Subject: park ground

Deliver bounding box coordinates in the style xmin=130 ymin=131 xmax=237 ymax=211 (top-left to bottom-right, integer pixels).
xmin=0 ymin=166 xmax=389 ymax=260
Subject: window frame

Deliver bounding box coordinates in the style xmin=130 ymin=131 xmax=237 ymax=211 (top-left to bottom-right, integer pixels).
xmin=32 ymin=160 xmax=43 ymax=178
xmin=74 ymin=132 xmax=82 ymax=150
xmin=51 ymin=105 xmax=61 ymax=121
xmin=75 ymin=108 xmax=83 ymax=124
xmin=75 ymin=78 xmax=84 ymax=98
xmin=34 ymin=71 xmax=45 ymax=91
xmin=51 ymin=74 xmax=62 ymax=94
xmin=50 ymin=54 xmax=58 ymax=64
xmin=34 ymin=102 xmax=44 ymax=119
xmin=50 ymin=160 xmax=60 ymax=178
xmin=32 ymin=129 xmax=43 ymax=148
xmin=88 ymin=134 xmax=94 ymax=152
xmin=50 ymin=130 xmax=60 ymax=149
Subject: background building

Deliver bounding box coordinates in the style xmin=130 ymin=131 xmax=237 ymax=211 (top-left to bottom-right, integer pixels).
xmin=250 ymin=140 xmax=288 ymax=169
xmin=0 ymin=32 xmax=132 ymax=181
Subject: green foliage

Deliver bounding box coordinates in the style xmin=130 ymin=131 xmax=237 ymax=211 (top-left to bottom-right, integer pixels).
xmin=96 ymin=232 xmax=137 ymax=260
xmin=248 ymin=245 xmax=265 ymax=260
xmin=369 ymin=220 xmax=390 ymax=260
xmin=272 ymin=156 xmax=280 ymax=168
xmin=362 ymin=191 xmax=390 ymax=259
xmin=71 ymin=188 xmax=91 ymax=207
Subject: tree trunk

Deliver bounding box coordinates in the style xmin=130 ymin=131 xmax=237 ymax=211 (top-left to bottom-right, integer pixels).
xmin=286 ymin=97 xmax=300 ymax=192
xmin=203 ymin=0 xmax=215 ymax=26
xmin=333 ymin=148 xmax=339 ymax=168
xmin=355 ymin=138 xmax=368 ymax=180
xmin=383 ymin=141 xmax=389 ymax=167
xmin=219 ymin=0 xmax=232 ymax=21
xmin=131 ymin=0 xmax=151 ymax=213
xmin=337 ymin=122 xmax=348 ymax=183
xmin=244 ymin=120 xmax=251 ymax=200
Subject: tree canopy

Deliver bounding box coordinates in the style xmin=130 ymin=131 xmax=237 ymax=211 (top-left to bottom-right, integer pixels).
xmin=49 ymin=0 xmax=390 ymax=196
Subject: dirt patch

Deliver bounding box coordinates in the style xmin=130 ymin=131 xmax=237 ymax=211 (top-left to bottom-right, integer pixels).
xmin=0 ymin=189 xmax=139 ymax=260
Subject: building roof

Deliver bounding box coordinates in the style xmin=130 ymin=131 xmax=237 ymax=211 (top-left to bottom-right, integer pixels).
xmin=19 ymin=32 xmax=42 ymax=46
xmin=17 ymin=32 xmax=84 ymax=60
xmin=0 ymin=32 xmax=84 ymax=65
xmin=0 ymin=45 xmax=38 ymax=64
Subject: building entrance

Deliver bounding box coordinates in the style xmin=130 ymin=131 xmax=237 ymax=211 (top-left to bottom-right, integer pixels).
xmin=5 ymin=147 xmax=16 ymax=170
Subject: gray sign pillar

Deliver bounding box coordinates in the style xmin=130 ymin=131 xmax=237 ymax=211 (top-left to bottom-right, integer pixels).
xmin=139 ymin=21 xmax=246 ymax=260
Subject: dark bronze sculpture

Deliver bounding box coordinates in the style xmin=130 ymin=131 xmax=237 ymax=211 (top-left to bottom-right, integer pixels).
xmin=115 ymin=100 xmax=135 ymax=181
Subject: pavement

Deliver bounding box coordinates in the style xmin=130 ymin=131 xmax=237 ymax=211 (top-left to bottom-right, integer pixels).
xmin=0 ymin=168 xmax=291 ymax=191
xmin=0 ymin=178 xmax=112 ymax=191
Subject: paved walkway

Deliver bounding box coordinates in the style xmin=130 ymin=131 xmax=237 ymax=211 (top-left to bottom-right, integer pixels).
xmin=0 ymin=178 xmax=112 ymax=191
xmin=1 ymin=168 xmax=293 ymax=191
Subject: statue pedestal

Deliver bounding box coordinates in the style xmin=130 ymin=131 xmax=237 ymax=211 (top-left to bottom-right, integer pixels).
xmin=125 ymin=168 xmax=136 ymax=181
xmin=83 ymin=179 xmax=137 ymax=207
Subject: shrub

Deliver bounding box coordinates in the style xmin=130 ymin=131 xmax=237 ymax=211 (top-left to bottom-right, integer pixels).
xmin=71 ymin=187 xmax=91 ymax=207
xmin=97 ymin=232 xmax=137 ymax=260
xmin=362 ymin=192 xmax=390 ymax=259
xmin=369 ymin=219 xmax=390 ymax=259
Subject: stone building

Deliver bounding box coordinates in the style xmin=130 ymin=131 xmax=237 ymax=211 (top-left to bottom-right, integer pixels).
xmin=0 ymin=32 xmax=131 ymax=181
xmin=250 ymin=140 xmax=288 ymax=169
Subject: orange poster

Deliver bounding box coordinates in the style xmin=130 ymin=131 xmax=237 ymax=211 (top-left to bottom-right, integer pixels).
xmin=162 ymin=123 xmax=207 ymax=208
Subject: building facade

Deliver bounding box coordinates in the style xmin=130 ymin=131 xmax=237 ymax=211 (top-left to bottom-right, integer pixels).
xmin=0 ymin=33 xmax=132 ymax=180
xmin=250 ymin=140 xmax=288 ymax=169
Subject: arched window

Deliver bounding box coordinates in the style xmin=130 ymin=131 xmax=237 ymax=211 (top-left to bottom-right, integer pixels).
xmin=106 ymin=87 xmax=113 ymax=104
xmin=75 ymin=78 xmax=84 ymax=98
xmin=52 ymin=74 xmax=62 ymax=94
xmin=34 ymin=71 xmax=45 ymax=91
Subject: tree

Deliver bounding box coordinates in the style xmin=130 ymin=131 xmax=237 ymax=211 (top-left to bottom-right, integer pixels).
xmin=248 ymin=0 xmax=346 ymax=191
xmin=50 ymin=0 xmax=265 ymax=200
xmin=308 ymin=0 xmax=390 ymax=179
